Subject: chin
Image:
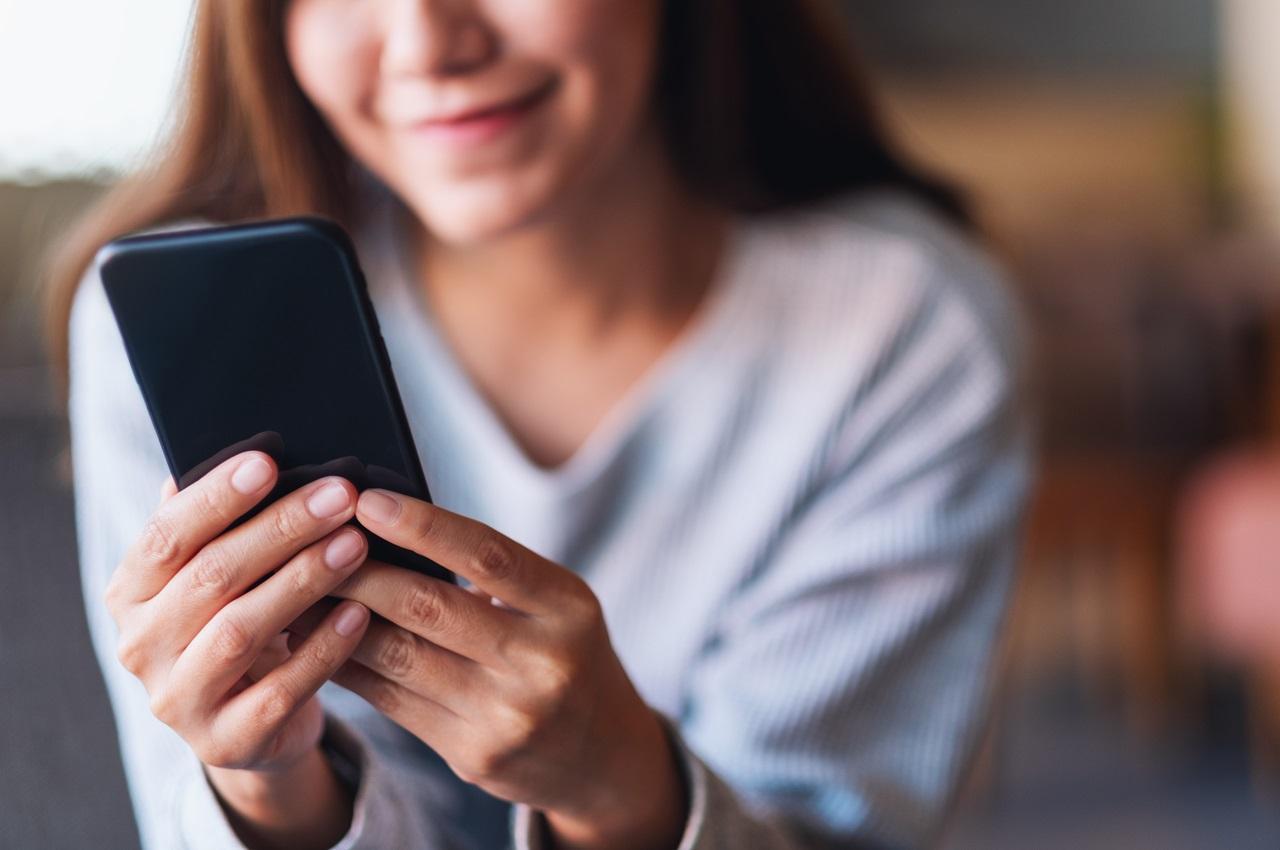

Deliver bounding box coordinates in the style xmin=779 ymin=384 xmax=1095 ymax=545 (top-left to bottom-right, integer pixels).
xmin=400 ymin=175 xmax=562 ymax=246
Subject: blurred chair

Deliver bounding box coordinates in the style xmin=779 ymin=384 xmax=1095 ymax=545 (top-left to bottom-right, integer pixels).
xmin=1021 ymin=452 xmax=1183 ymax=731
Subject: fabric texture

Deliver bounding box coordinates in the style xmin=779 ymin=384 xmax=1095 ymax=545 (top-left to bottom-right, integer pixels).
xmin=69 ymin=186 xmax=1032 ymax=850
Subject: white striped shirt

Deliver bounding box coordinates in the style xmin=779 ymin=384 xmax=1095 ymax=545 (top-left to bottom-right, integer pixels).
xmin=69 ymin=187 xmax=1031 ymax=850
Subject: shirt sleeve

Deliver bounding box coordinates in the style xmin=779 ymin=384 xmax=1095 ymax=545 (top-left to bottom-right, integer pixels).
xmin=68 ymin=259 xmax=500 ymax=850
xmin=512 ymin=243 xmax=1032 ymax=849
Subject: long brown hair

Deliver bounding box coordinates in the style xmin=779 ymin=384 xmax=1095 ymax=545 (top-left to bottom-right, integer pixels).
xmin=44 ymin=0 xmax=965 ymax=389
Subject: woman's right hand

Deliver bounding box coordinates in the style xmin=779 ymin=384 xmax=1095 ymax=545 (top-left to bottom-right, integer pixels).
xmin=104 ymin=450 xmax=371 ymax=817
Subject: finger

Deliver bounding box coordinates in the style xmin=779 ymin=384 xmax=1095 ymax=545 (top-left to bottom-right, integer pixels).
xmin=149 ymin=476 xmax=358 ymax=644
xmin=346 ymin=617 xmax=479 ymax=711
xmin=285 ymin=598 xmax=339 ymax=641
xmin=115 ymin=451 xmax=278 ymax=604
xmin=331 ymin=659 xmax=461 ymax=743
xmin=159 ymin=476 xmax=178 ymax=502
xmin=331 ymin=559 xmax=517 ymax=663
xmin=214 ymin=601 xmax=371 ymax=753
xmin=355 ymin=490 xmax=572 ymax=613
xmin=229 ymin=633 xmax=291 ymax=698
xmin=171 ymin=527 xmax=369 ymax=702
xmin=246 ymin=633 xmax=292 ymax=682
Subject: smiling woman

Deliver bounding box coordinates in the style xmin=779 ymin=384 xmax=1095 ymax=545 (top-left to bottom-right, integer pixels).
xmin=50 ymin=2 xmax=1028 ymax=849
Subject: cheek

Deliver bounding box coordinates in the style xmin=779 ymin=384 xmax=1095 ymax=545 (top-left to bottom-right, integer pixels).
xmin=472 ymin=0 xmax=660 ymax=220
xmin=283 ymin=3 xmax=381 ymax=153
xmin=521 ymin=1 xmax=661 ymax=140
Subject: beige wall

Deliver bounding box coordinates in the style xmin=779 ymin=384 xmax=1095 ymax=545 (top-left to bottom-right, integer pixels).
xmin=1223 ymin=0 xmax=1280 ymax=228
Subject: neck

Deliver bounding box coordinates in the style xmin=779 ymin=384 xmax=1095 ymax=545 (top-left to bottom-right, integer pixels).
xmin=410 ymin=128 xmax=730 ymax=341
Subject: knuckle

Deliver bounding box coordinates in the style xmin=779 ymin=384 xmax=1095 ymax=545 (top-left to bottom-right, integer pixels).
xmin=452 ymin=764 xmax=481 ymax=786
xmin=470 ymin=739 xmax=521 ymax=783
xmin=404 ymin=584 xmax=446 ymax=632
xmin=502 ymin=704 xmax=541 ymax=752
xmin=534 ymin=655 xmax=575 ymax=708
xmin=408 ymin=504 xmax=441 ymax=544
xmin=208 ymin=615 xmax=255 ymax=664
xmin=256 ymin=680 xmax=296 ymax=726
xmin=147 ymin=685 xmax=181 ymax=726
xmin=462 ymin=706 xmax=540 ymax=785
xmin=491 ymin=627 xmax=519 ymax=665
xmin=138 ymin=514 xmax=182 ymax=568
xmin=463 ymin=753 xmax=498 ymax=784
xmin=563 ymin=580 xmax=604 ymax=633
xmin=187 ymin=549 xmax=238 ymax=598
xmin=472 ymin=536 xmax=516 ymax=583
xmin=375 ymin=631 xmax=416 ymax=678
xmin=568 ymin=574 xmax=600 ymax=612
xmin=103 ymin=574 xmax=127 ymax=618
xmin=286 ymin=554 xmax=326 ymax=599
xmin=303 ymin=634 xmax=342 ymax=672
xmin=267 ymin=503 xmax=308 ymax=545
xmin=363 ymin=675 xmax=401 ymax=715
xmin=115 ymin=631 xmax=147 ymax=675
xmin=189 ymin=484 xmax=228 ymax=526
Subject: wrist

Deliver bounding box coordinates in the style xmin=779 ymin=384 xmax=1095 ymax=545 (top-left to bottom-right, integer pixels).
xmin=544 ymin=708 xmax=688 ymax=850
xmin=206 ymin=745 xmax=354 ymax=850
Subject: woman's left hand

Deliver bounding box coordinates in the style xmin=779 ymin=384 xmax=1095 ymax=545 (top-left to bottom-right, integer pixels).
xmin=297 ymin=488 xmax=688 ymax=850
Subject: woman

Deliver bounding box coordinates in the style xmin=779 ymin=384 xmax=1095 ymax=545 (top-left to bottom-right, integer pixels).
xmin=50 ymin=1 xmax=1030 ymax=848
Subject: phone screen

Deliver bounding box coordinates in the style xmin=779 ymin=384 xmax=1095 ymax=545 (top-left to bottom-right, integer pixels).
xmin=98 ymin=217 xmax=451 ymax=582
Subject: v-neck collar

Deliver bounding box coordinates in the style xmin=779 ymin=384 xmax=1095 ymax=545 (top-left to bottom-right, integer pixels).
xmin=374 ymin=197 xmax=753 ymax=497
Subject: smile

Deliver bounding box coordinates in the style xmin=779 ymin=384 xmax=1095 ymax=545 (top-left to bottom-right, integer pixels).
xmin=408 ymin=78 xmax=557 ymax=147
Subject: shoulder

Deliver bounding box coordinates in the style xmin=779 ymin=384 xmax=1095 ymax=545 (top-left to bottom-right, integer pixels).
xmin=720 ymin=195 xmax=1033 ymax=580
xmin=740 ymin=190 xmax=1022 ymax=375
xmin=716 ymin=190 xmax=1033 ymax=526
xmin=731 ymin=191 xmax=1025 ymax=422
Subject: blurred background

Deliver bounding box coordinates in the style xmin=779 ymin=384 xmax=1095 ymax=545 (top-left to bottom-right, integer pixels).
xmin=4 ymin=1 xmax=1280 ymax=847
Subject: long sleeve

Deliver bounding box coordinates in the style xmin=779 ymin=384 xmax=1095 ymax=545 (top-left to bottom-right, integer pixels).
xmin=675 ymin=322 xmax=1026 ymax=850
xmin=512 ymin=236 xmax=1032 ymax=849
xmin=68 ymin=261 xmax=506 ymax=850
xmin=70 ymin=192 xmax=1030 ymax=850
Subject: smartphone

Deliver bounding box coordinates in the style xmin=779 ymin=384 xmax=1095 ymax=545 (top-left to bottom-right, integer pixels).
xmin=96 ymin=216 xmax=453 ymax=584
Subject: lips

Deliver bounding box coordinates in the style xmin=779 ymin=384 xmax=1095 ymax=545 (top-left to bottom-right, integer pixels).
xmin=413 ymin=78 xmax=556 ymax=128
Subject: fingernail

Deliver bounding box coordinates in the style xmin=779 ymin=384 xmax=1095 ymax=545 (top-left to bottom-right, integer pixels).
xmin=358 ymin=489 xmax=401 ymax=524
xmin=324 ymin=529 xmax=364 ymax=570
xmin=231 ymin=457 xmax=272 ymax=494
xmin=307 ymin=481 xmax=351 ymax=518
xmin=333 ymin=602 xmax=368 ymax=637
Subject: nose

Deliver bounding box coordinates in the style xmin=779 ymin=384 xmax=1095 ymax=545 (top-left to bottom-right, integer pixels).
xmin=381 ymin=0 xmax=495 ymax=78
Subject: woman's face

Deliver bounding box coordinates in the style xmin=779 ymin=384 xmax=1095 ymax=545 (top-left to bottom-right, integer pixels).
xmin=284 ymin=0 xmax=664 ymax=243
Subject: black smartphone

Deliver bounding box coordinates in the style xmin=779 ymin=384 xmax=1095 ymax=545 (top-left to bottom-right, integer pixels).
xmin=97 ymin=216 xmax=453 ymax=584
